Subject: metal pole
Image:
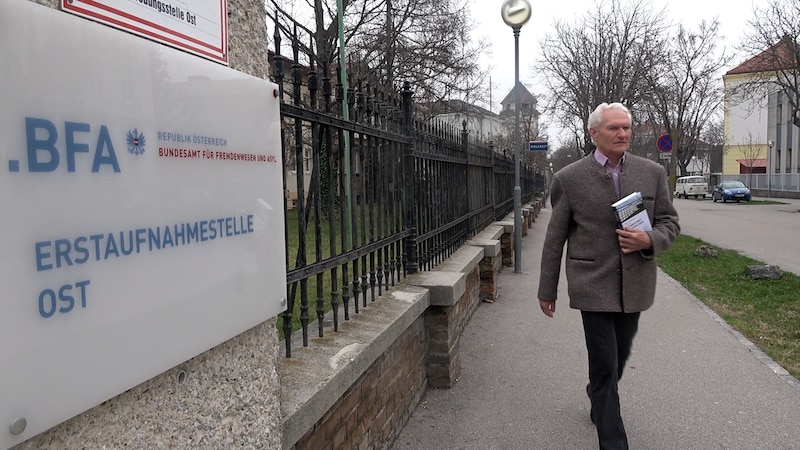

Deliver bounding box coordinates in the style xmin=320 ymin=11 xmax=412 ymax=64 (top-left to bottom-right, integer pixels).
xmin=513 ymin=27 xmax=522 ymax=273
xmin=768 ymin=160 xmax=771 ymax=198
xmin=768 ymin=141 xmax=773 ymax=198
xmin=336 ymin=0 xmax=353 ymax=250
xmin=501 ymin=0 xmax=530 ymax=272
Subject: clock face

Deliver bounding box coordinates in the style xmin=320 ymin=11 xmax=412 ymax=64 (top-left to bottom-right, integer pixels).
xmin=501 ymin=0 xmax=532 ymax=28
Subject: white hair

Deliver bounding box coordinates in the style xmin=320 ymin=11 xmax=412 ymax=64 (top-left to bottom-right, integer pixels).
xmin=588 ymin=102 xmax=632 ymax=130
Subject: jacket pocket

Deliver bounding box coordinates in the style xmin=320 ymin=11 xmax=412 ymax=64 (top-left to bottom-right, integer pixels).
xmin=568 ymin=256 xmax=595 ymax=262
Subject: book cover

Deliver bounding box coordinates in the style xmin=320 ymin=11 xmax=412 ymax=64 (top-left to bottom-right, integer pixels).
xmin=611 ymin=191 xmax=652 ymax=231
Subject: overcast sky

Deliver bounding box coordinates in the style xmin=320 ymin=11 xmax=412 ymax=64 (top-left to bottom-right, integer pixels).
xmin=470 ymin=0 xmax=759 ymax=143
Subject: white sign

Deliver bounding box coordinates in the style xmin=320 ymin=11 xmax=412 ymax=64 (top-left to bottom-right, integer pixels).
xmin=1 ymin=2 xmax=285 ymax=447
xmin=62 ymin=0 xmax=229 ymax=65
xmin=660 ymin=152 xmax=672 ymax=160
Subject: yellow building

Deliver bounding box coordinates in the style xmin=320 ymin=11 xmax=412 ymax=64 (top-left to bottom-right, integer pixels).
xmin=723 ymin=58 xmax=772 ymax=175
xmin=723 ymin=36 xmax=800 ymax=196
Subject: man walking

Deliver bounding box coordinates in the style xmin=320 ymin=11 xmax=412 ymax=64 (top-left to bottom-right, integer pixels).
xmin=537 ymin=102 xmax=679 ymax=449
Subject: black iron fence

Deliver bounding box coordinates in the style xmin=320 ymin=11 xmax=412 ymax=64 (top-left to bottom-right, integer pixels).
xmin=272 ymin=26 xmax=535 ymax=357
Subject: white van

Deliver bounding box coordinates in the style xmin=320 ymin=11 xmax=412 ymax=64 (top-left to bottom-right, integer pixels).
xmin=675 ymin=176 xmax=708 ymax=199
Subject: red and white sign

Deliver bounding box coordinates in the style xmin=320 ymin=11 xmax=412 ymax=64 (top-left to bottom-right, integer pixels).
xmin=62 ymin=0 xmax=228 ymax=65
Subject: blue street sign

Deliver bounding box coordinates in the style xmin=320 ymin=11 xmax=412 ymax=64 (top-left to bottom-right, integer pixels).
xmin=529 ymin=140 xmax=548 ymax=151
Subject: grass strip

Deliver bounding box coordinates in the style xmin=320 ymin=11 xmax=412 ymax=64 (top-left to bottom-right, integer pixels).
xmin=657 ymin=234 xmax=800 ymax=379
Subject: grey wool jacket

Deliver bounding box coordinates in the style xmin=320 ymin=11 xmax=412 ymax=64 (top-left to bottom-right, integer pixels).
xmin=537 ymin=151 xmax=680 ymax=313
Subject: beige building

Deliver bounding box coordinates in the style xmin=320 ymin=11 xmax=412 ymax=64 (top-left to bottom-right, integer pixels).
xmin=428 ymin=83 xmax=541 ymax=149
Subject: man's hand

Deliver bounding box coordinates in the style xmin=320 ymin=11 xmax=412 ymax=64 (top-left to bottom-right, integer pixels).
xmin=616 ymin=227 xmax=652 ymax=254
xmin=539 ymin=299 xmax=556 ymax=317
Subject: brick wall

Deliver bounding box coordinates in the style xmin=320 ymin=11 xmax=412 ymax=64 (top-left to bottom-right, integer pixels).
xmin=501 ymin=229 xmax=514 ymax=267
xmin=479 ymin=252 xmax=503 ymax=302
xmin=288 ymin=261 xmax=484 ymax=448
xmin=424 ymin=266 xmax=481 ymax=388
xmin=291 ymin=317 xmax=427 ymax=450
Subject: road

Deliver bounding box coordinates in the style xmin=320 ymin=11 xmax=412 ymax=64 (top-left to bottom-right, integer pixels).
xmin=672 ymin=196 xmax=800 ymax=276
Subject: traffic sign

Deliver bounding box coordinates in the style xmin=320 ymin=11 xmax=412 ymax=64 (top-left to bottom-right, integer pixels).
xmin=529 ymin=140 xmax=548 ymax=151
xmin=659 ymin=152 xmax=671 ymax=160
xmin=657 ymin=134 xmax=672 ymax=152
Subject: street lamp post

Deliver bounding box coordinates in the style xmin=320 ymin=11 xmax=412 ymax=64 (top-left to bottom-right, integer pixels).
xmin=767 ymin=139 xmax=774 ymax=198
xmin=501 ymin=0 xmax=532 ymax=273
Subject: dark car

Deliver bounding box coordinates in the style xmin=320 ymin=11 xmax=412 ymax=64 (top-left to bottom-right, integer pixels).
xmin=712 ymin=180 xmax=751 ymax=203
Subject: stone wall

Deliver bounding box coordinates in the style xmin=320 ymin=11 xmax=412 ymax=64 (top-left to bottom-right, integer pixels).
xmin=13 ymin=2 xmax=282 ymax=449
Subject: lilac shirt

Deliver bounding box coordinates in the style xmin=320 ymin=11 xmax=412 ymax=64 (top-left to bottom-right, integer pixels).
xmin=594 ymin=151 xmax=625 ymax=198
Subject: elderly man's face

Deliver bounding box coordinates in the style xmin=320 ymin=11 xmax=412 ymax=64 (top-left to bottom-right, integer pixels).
xmin=589 ymin=108 xmax=631 ymax=161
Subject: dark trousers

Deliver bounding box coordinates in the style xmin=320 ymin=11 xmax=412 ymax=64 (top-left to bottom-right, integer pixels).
xmin=581 ymin=311 xmax=641 ymax=450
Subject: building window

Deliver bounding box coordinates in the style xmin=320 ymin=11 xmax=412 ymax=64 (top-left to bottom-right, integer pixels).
xmin=787 ymin=148 xmax=792 ymax=174
xmin=776 ymin=148 xmax=781 ymax=173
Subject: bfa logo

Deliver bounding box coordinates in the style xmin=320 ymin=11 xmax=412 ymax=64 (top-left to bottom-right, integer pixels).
xmin=7 ymin=117 xmax=145 ymax=173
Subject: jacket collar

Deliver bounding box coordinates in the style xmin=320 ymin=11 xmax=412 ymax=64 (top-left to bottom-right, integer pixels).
xmin=592 ymin=149 xmax=626 ymax=169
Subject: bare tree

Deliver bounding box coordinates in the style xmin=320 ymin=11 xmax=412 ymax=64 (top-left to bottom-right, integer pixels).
xmin=644 ymin=20 xmax=730 ymax=180
xmin=732 ymin=0 xmax=800 ymax=127
xmin=549 ymin=141 xmax=584 ymax=173
xmin=702 ymin=116 xmax=724 ymax=147
xmin=628 ymin=120 xmax=661 ymax=161
xmin=352 ymin=0 xmax=489 ymax=104
xmin=739 ymin=132 xmax=764 ymax=188
xmin=270 ymin=0 xmax=490 ymax=105
xmin=702 ymin=115 xmax=726 ymax=174
xmin=536 ymin=0 xmax=670 ymax=154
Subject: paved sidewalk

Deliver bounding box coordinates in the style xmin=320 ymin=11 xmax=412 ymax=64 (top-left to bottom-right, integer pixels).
xmin=392 ymin=204 xmax=800 ymax=450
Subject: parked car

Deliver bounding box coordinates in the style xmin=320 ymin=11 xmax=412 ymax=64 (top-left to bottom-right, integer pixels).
xmin=675 ymin=176 xmax=708 ymax=199
xmin=712 ymin=180 xmax=751 ymax=203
